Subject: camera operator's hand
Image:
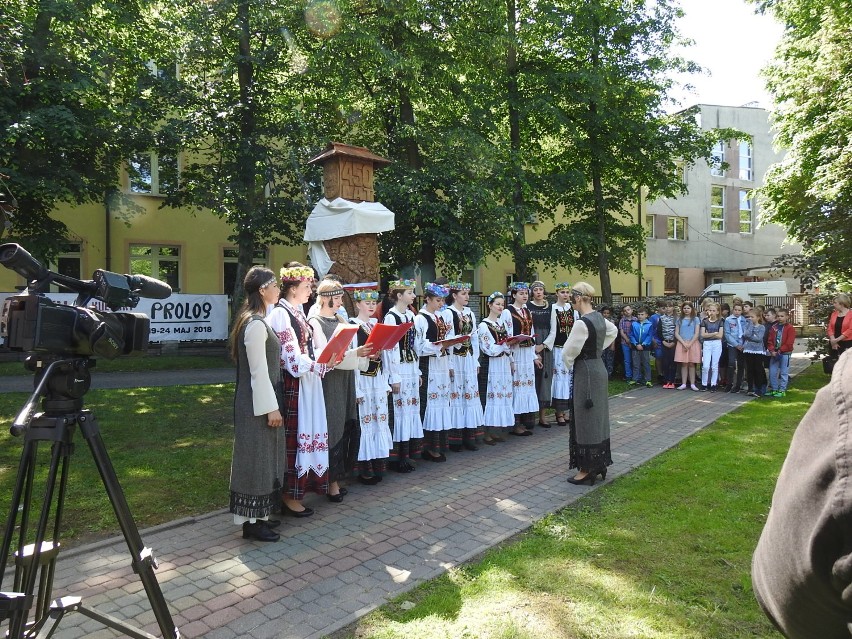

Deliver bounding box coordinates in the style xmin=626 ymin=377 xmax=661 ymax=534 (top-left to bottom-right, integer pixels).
xmin=267 ymin=409 xmax=283 ymax=428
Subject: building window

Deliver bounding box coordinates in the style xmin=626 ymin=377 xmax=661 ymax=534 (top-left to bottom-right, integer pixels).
xmin=223 ymin=247 xmax=268 ymax=297
xmin=667 ymin=216 xmax=687 ymax=241
xmin=710 ymin=141 xmax=725 ymax=177
xmin=49 ymin=241 xmax=82 ymax=292
xmin=739 ymin=190 xmax=753 ymax=234
xmin=128 ymin=152 xmax=179 ymax=196
xmin=710 ymin=186 xmax=725 ymax=232
xmin=645 ymin=214 xmax=656 ymax=239
xmin=130 ymin=244 xmax=180 ymax=291
xmin=739 ymin=140 xmax=753 ymax=181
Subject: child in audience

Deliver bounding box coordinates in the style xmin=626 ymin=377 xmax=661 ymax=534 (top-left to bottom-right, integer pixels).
xmin=724 ymin=303 xmax=745 ymax=393
xmin=742 ymin=308 xmax=768 ymax=397
xmin=699 ymin=302 xmax=724 ymax=391
xmin=767 ymin=309 xmax=795 ymax=397
xmin=658 ymin=301 xmax=677 ymax=388
xmin=629 ymin=307 xmax=654 ymax=386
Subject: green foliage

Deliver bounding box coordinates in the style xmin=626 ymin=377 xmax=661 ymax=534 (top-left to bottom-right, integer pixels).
xmin=0 ymin=0 xmax=177 ymax=261
xmin=753 ymin=0 xmax=852 ymax=283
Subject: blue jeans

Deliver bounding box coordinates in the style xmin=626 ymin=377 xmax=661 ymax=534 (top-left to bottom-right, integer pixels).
xmin=621 ymin=343 xmax=633 ymax=379
xmin=769 ymin=353 xmax=791 ymax=391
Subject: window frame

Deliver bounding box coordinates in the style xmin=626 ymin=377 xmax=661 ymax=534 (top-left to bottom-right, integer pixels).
xmin=645 ymin=214 xmax=656 ymax=239
xmin=127 ymin=152 xmax=179 ymax=196
xmin=129 ymin=244 xmax=181 ymax=292
xmin=667 ymin=216 xmax=688 ymax=241
xmin=739 ymin=190 xmax=754 ymax=234
xmin=710 ymin=140 xmax=726 ymax=177
xmin=710 ymin=186 xmax=726 ymax=233
xmin=738 ymin=140 xmax=753 ymax=181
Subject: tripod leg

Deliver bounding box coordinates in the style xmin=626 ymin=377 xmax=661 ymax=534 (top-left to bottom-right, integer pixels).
xmin=77 ymin=411 xmax=179 ymax=639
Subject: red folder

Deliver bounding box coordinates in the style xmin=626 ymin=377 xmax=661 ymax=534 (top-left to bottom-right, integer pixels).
xmin=316 ymin=325 xmax=359 ymax=365
xmin=433 ymin=335 xmax=471 ymax=349
xmin=498 ymin=334 xmax=533 ymax=346
xmin=365 ymin=322 xmax=413 ymax=351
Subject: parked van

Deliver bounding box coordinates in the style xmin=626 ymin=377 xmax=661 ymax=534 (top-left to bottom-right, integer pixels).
xmin=698 ymin=281 xmax=788 ymax=301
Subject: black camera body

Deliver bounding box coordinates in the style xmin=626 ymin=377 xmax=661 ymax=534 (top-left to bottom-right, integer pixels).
xmin=0 ymin=243 xmax=171 ymax=360
xmin=1 ymin=294 xmax=149 ymax=359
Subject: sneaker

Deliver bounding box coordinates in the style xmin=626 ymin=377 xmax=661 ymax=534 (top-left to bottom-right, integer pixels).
xmin=699 ymin=385 xmax=707 ymax=392
xmin=710 ymin=386 xmax=717 ymax=393
xmin=677 ymin=384 xmax=687 ymax=390
xmin=748 ymin=391 xmax=759 ymax=397
xmin=628 ymin=380 xmax=638 ymax=386
xmin=645 ymin=381 xmax=653 ymax=388
xmin=776 ymin=390 xmax=786 ymax=397
xmin=690 ymin=384 xmax=699 ymax=391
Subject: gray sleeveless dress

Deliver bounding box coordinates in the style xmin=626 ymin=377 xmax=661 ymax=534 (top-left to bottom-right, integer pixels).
xmin=569 ymin=311 xmax=613 ymax=473
xmin=229 ymin=316 xmax=285 ymax=519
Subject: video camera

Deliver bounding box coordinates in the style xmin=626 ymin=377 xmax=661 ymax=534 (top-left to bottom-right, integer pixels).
xmin=0 ymin=243 xmax=172 ymax=359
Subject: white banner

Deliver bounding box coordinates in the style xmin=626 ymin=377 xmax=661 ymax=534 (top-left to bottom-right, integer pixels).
xmin=2 ymin=292 xmax=230 ymax=342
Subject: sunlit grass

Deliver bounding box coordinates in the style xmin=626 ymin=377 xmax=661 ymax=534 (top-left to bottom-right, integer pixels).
xmin=339 ymin=363 xmax=825 ymax=639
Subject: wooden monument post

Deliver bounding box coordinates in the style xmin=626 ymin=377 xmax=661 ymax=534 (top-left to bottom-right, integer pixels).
xmin=305 ymin=143 xmax=394 ymax=311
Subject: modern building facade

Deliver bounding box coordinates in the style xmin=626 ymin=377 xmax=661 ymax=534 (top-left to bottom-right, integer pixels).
xmin=643 ymin=104 xmax=801 ymax=296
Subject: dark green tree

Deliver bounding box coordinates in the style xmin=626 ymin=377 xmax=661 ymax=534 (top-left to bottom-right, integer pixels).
xmin=0 ymin=0 xmax=176 ymax=263
xmin=750 ymin=0 xmax=852 ymax=283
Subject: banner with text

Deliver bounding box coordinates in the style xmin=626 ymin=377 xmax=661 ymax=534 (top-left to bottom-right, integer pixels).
xmin=1 ymin=292 xmax=229 ymax=342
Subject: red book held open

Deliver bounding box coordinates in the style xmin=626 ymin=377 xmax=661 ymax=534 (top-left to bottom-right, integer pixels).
xmin=365 ymin=322 xmax=413 ymax=351
xmin=316 ymin=325 xmax=359 ymax=365
xmin=498 ymin=334 xmax=533 ymax=346
xmin=433 ymin=335 xmax=471 ymax=349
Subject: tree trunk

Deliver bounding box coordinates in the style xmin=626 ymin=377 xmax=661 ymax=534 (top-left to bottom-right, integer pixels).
xmin=231 ymin=0 xmax=258 ymax=324
xmin=589 ymin=27 xmax=611 ymax=304
xmin=506 ymin=0 xmax=526 ymax=283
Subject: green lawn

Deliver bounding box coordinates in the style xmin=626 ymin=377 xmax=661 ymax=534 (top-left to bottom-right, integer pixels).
xmin=0 ymin=353 xmax=233 ymax=376
xmin=338 ymin=363 xmax=825 ymax=639
xmin=0 ymin=384 xmax=234 ymax=542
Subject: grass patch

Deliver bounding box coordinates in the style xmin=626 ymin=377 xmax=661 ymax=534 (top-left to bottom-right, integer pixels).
xmin=0 ymin=384 xmax=235 ymax=544
xmin=0 ymin=354 xmax=233 ymax=377
xmin=341 ymin=363 xmax=826 ymax=639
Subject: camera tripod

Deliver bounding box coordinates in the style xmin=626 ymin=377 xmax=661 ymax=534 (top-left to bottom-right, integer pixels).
xmin=0 ymin=357 xmax=180 ymax=639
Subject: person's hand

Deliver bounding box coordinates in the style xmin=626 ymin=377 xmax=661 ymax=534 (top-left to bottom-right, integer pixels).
xmin=535 ymin=344 xmax=545 ymax=353
xmin=267 ymin=409 xmax=283 ymax=428
xmin=534 ymin=357 xmax=543 ymax=369
xmin=391 ymin=382 xmax=401 ymax=394
xmin=637 ymin=345 xmax=643 ymax=351
xmin=356 ymin=344 xmax=375 ymax=358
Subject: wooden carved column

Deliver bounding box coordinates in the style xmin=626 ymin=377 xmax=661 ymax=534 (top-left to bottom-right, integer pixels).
xmin=307 ymin=143 xmax=392 ymax=311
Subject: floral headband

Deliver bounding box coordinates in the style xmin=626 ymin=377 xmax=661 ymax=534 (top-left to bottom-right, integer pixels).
xmin=554 ymin=282 xmax=571 ymax=291
xmin=448 ymin=281 xmax=471 ymax=291
xmin=510 ymin=281 xmax=529 ymax=292
xmin=487 ymin=291 xmax=504 ymax=304
xmin=353 ymin=289 xmax=380 ymax=301
xmin=388 ymin=278 xmax=417 ymax=292
xmin=280 ymin=266 xmax=315 ymax=282
xmin=424 ymin=282 xmax=450 ymax=298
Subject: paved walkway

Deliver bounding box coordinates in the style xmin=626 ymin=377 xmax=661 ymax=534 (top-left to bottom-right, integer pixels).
xmin=2 ymin=351 xmax=813 ymax=639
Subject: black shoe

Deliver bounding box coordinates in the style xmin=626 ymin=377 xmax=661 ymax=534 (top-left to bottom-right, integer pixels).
xmin=282 ymin=503 xmax=314 ymax=518
xmin=265 ymin=519 xmax=281 ymax=529
xmin=449 ymin=445 xmax=463 ymax=452
xmin=511 ymin=430 xmax=534 ymax=437
xmin=242 ymin=521 xmax=280 ymax=541
xmin=463 ymin=442 xmax=479 ymax=451
xmin=537 ymin=421 xmax=552 ymax=429
xmin=358 ymin=475 xmax=381 ymax=485
xmin=710 ymin=386 xmax=717 ymax=393
xmin=327 ymin=492 xmax=344 ymax=503
xmin=566 ymin=474 xmax=596 ymax=486
xmin=699 ymin=385 xmax=707 ymax=392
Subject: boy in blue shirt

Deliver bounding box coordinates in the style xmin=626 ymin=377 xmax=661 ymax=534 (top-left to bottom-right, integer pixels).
xmin=630 ymin=307 xmax=654 ymax=387
xmin=724 ymin=303 xmax=745 ymax=392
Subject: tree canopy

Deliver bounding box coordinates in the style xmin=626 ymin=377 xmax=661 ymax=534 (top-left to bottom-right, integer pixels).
xmin=753 ymin=0 xmax=852 ymax=284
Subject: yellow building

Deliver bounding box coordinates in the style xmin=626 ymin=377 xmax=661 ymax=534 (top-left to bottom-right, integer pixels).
xmin=1 ymin=165 xmax=660 ymax=300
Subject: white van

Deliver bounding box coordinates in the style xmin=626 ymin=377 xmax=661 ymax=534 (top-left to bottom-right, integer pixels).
xmin=698 ymin=281 xmax=788 ymax=301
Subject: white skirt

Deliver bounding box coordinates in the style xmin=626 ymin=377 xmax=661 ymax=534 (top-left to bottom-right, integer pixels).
xmin=511 ymin=345 xmax=539 ymax=414
xmin=449 ymin=352 xmax=484 ymax=428
xmin=422 ymin=355 xmax=454 ymax=431
xmin=356 ymin=373 xmax=394 ymax=462
xmin=483 ymin=354 xmax=515 ymax=427
xmin=391 ymin=361 xmax=425 ymax=442
xmin=551 ymin=346 xmax=573 ymax=400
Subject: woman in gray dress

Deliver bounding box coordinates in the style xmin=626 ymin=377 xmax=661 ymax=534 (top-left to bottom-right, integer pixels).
xmin=308 ymin=279 xmax=372 ymax=502
xmin=561 ymin=282 xmax=618 ymax=485
xmin=228 ymin=266 xmax=285 ymax=542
